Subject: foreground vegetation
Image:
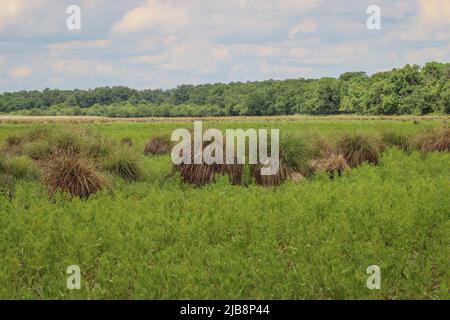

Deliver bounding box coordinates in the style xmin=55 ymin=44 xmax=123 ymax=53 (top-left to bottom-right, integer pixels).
xmin=0 ymin=118 xmax=449 ymax=299
xmin=1 ymin=62 xmax=449 ymax=117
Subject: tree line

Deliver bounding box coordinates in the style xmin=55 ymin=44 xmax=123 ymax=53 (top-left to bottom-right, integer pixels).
xmin=1 ymin=61 xmax=449 ymax=117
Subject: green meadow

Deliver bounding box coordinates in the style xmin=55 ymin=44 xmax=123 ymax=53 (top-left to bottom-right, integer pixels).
xmin=0 ymin=118 xmax=449 ymax=299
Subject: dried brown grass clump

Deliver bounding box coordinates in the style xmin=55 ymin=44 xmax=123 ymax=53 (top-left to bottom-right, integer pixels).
xmin=312 ymin=153 xmax=350 ymax=177
xmin=290 ymin=172 xmax=305 ymax=183
xmin=418 ymin=127 xmax=450 ymax=153
xmin=43 ymin=153 xmax=104 ymax=198
xmin=144 ymin=136 xmax=172 ymax=155
xmin=219 ymin=164 xmax=244 ymax=185
xmin=174 ymin=140 xmax=244 ymax=187
xmin=310 ymin=135 xmax=334 ymax=158
xmin=251 ymin=164 xmax=288 ymax=187
xmin=174 ymin=140 xmax=217 ymax=187
xmin=177 ymin=163 xmax=218 ymax=187
xmin=2 ymin=135 xmax=24 ymax=155
xmin=250 ymin=134 xmax=314 ymax=187
xmin=337 ymin=133 xmax=380 ymax=167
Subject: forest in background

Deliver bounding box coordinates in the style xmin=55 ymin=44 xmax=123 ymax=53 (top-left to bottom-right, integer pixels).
xmin=1 ymin=61 xmax=449 ymax=117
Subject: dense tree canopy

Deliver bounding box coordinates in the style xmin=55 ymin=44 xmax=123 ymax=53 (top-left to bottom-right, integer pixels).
xmin=1 ymin=62 xmax=448 ymax=117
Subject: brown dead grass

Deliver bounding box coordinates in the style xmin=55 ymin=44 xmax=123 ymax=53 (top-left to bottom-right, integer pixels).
xmin=43 ymin=153 xmax=104 ymax=198
xmin=144 ymin=136 xmax=172 ymax=156
xmin=418 ymin=127 xmax=450 ymax=152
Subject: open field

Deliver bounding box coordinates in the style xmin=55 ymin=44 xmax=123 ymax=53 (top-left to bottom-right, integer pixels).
xmin=0 ymin=117 xmax=449 ymax=299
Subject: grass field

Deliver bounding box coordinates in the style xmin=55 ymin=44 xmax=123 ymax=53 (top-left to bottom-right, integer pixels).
xmin=0 ymin=117 xmax=449 ymax=299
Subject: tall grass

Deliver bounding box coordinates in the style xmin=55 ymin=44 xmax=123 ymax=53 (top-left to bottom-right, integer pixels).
xmin=103 ymin=148 xmax=144 ymax=182
xmin=43 ymin=153 xmax=104 ymax=198
xmin=337 ymin=133 xmax=380 ymax=167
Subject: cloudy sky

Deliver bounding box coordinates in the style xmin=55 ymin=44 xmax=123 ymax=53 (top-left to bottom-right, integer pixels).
xmin=0 ymin=0 xmax=449 ymax=92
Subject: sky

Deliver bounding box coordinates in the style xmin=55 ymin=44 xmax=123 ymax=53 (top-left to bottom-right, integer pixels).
xmin=0 ymin=0 xmax=449 ymax=92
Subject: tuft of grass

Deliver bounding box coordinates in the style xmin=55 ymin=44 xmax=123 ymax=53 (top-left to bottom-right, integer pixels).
xmin=251 ymin=163 xmax=288 ymax=187
xmin=50 ymin=131 xmax=82 ymax=154
xmin=43 ymin=153 xmax=104 ymax=199
xmin=144 ymin=136 xmax=172 ymax=155
xmin=174 ymin=139 xmax=246 ymax=187
xmin=103 ymin=149 xmax=144 ymax=182
xmin=175 ymin=140 xmax=219 ymax=187
xmin=381 ymin=131 xmax=413 ymax=153
xmin=337 ymin=133 xmax=380 ymax=167
xmin=417 ymin=127 xmax=450 ymax=153
xmin=279 ymin=134 xmax=314 ymax=177
xmin=2 ymin=135 xmax=24 ymax=155
xmin=251 ymin=134 xmax=313 ymax=187
xmin=310 ymin=135 xmax=334 ymax=159
xmin=5 ymin=135 xmax=23 ymax=147
xmin=0 ymin=173 xmax=15 ymax=200
xmin=311 ymin=153 xmax=350 ymax=178
xmin=24 ymin=127 xmax=52 ymax=142
xmin=0 ymin=155 xmax=40 ymax=180
xmin=83 ymin=135 xmax=113 ymax=159
xmin=218 ymin=164 xmax=244 ymax=185
xmin=120 ymin=137 xmax=133 ymax=147
xmin=23 ymin=140 xmax=53 ymax=160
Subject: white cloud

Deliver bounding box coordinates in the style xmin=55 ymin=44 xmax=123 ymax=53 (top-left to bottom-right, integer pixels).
xmin=0 ymin=0 xmax=48 ymax=31
xmin=8 ymin=66 xmax=32 ymax=79
xmin=1 ymin=0 xmax=449 ymax=91
xmin=0 ymin=56 xmax=6 ymax=70
xmin=111 ymin=0 xmax=190 ymax=34
xmin=260 ymin=62 xmax=310 ymax=78
xmin=392 ymin=0 xmax=450 ymax=41
xmin=48 ymin=40 xmax=113 ymax=53
xmin=288 ymin=18 xmax=317 ymax=39
xmin=418 ymin=0 xmax=450 ymax=31
xmin=406 ymin=46 xmax=450 ymax=64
